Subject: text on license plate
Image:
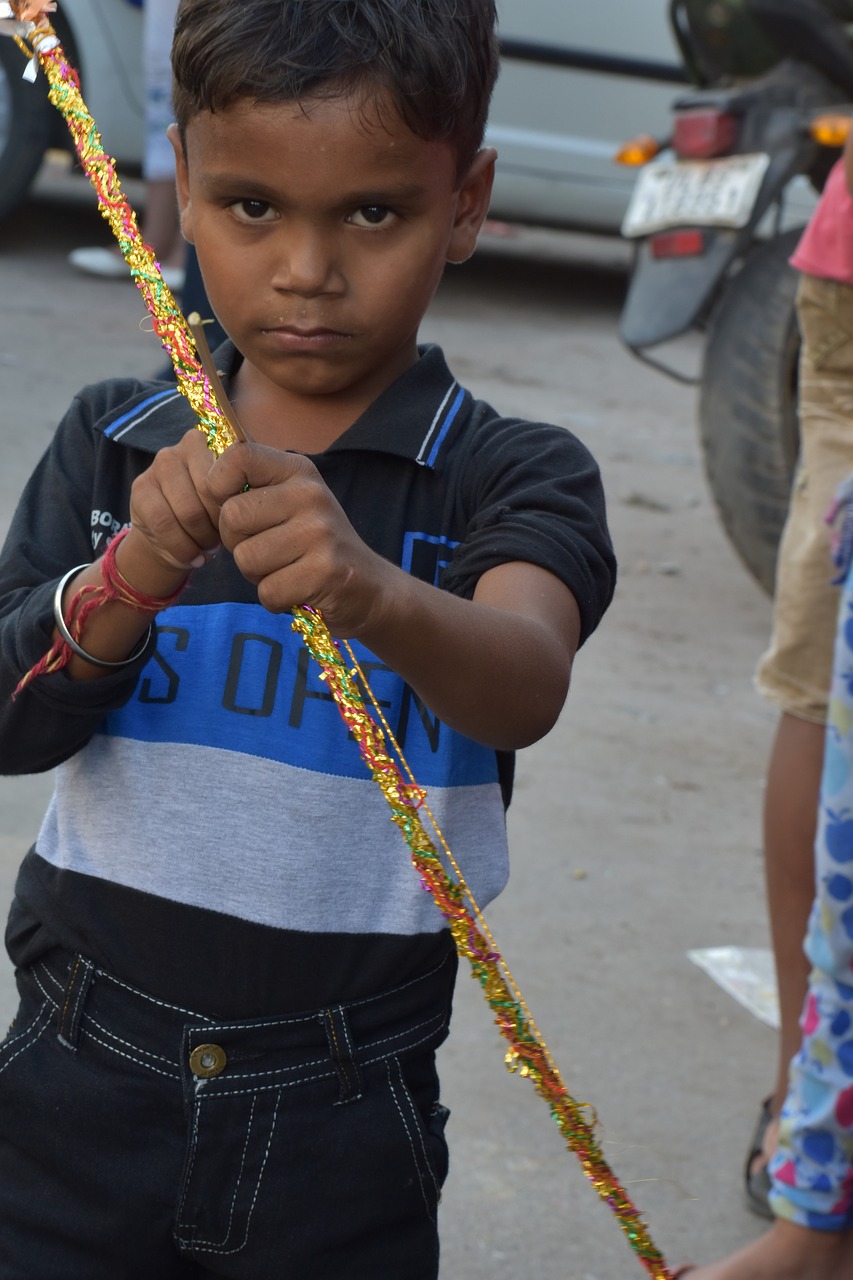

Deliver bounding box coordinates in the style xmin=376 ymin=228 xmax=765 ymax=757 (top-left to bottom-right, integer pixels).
xmin=621 ymin=153 xmax=771 ymax=238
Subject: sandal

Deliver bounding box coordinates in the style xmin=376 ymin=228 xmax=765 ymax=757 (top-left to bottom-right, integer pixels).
xmin=744 ymin=1095 xmax=775 ymax=1220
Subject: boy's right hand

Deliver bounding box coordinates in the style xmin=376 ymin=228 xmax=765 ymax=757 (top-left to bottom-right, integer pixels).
xmin=50 ymin=429 xmax=222 ymax=681
xmin=128 ymin=428 xmax=222 ymax=578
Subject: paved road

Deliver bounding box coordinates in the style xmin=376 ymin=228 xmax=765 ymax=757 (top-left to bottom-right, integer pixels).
xmin=0 ymin=158 xmax=778 ymax=1277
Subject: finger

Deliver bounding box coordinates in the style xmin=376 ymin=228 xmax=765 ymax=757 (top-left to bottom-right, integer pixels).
xmin=227 ymin=514 xmax=317 ymax=582
xmin=204 ymin=442 xmax=317 ymax=506
xmin=158 ymin=453 xmax=221 ymax=548
xmin=160 ymin=435 xmax=224 ymax=540
xmin=130 ymin=450 xmax=221 ymax=567
xmin=179 ymin=429 xmax=225 ymax=528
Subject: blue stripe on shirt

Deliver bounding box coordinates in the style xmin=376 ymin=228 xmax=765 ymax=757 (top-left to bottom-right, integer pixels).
xmin=99 ymin=602 xmax=498 ymax=787
xmin=425 ymin=387 xmax=465 ymax=468
xmin=102 ymin=389 xmax=178 ymax=438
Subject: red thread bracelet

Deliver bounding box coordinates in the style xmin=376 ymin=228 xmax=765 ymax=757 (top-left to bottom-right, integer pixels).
xmin=13 ymin=529 xmax=191 ymax=695
xmin=100 ymin=527 xmax=190 ymax=614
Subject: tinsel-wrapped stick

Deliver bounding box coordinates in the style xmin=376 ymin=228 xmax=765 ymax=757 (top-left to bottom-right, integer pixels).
xmin=294 ymin=609 xmax=673 ymax=1280
xmin=4 ymin=3 xmax=237 ymax=455
xmin=6 ymin=8 xmax=673 ymax=1276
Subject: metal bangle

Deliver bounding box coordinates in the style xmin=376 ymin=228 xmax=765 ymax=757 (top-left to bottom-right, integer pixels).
xmin=53 ymin=564 xmax=153 ymax=669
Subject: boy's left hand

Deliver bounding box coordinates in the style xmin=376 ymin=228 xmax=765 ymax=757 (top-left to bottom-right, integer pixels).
xmin=205 ymin=442 xmax=580 ymax=752
xmin=205 ymin=443 xmax=389 ymax=636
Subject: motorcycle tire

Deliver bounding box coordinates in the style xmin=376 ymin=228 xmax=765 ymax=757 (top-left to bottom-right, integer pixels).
xmin=699 ymin=229 xmax=802 ymax=596
xmin=0 ymin=35 xmax=54 ymax=222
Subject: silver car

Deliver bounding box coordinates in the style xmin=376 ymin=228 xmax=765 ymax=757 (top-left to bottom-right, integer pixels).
xmin=0 ymin=0 xmax=683 ymax=230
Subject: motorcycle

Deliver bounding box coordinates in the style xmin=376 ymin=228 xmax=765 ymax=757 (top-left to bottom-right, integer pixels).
xmin=619 ymin=0 xmax=853 ymax=594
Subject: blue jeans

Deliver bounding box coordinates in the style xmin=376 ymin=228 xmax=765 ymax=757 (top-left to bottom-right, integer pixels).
xmin=0 ymin=946 xmax=455 ymax=1278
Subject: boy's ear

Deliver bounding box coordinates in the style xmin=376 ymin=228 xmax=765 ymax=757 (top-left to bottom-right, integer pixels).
xmin=168 ymin=123 xmax=195 ymax=244
xmin=447 ymin=147 xmax=497 ymax=265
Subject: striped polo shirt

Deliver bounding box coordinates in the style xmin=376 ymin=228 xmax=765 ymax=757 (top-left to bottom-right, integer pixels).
xmin=1 ymin=344 xmax=615 ymax=1018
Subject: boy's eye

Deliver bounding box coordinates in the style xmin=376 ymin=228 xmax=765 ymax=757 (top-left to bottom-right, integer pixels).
xmin=346 ymin=205 xmax=394 ymax=228
xmin=232 ymin=199 xmax=276 ymax=222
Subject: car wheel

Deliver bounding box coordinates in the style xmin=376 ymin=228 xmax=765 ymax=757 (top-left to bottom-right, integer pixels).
xmin=0 ymin=35 xmax=53 ymax=221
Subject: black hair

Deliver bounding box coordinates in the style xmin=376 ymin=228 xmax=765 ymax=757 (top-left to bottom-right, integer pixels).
xmin=172 ymin=0 xmax=499 ymax=174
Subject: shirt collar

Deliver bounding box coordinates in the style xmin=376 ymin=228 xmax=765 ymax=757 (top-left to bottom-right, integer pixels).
xmin=97 ymin=343 xmax=469 ymax=470
xmin=320 ymin=345 xmax=471 ymax=469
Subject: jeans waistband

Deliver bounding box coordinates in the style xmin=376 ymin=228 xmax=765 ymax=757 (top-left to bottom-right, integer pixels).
xmin=30 ymin=945 xmax=456 ymax=1099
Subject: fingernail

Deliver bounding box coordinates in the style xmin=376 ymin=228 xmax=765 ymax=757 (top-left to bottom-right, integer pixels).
xmin=190 ymin=554 xmax=206 ymax=569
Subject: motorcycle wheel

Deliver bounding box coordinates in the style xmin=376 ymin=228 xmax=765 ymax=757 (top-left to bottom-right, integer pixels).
xmin=699 ymin=229 xmax=802 ymax=596
xmin=0 ymin=35 xmax=53 ymax=222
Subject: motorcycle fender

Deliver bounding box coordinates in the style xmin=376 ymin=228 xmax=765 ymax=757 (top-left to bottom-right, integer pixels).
xmin=620 ymin=228 xmax=743 ymax=350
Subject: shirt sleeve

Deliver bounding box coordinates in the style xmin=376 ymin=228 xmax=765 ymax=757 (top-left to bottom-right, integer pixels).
xmin=0 ymin=394 xmax=155 ymax=775
xmin=439 ymin=412 xmax=616 ymax=645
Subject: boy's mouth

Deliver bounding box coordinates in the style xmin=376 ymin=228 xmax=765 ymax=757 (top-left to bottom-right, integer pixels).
xmin=262 ymin=325 xmax=350 ymax=352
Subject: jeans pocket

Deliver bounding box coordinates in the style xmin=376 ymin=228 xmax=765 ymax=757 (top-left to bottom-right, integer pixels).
xmin=427 ymin=1099 xmax=451 ymax=1184
xmin=385 ymin=1055 xmax=450 ymax=1221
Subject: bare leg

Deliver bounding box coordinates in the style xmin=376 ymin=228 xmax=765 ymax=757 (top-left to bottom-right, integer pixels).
xmin=685 ymin=1219 xmax=853 ymax=1280
xmin=141 ymin=179 xmax=184 ymax=269
xmin=757 ymin=712 xmax=825 ymax=1165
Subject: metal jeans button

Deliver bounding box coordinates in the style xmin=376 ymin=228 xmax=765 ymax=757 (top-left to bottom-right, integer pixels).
xmin=189 ymin=1043 xmax=227 ymax=1078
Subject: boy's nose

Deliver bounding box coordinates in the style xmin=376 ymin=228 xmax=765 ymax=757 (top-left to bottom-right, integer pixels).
xmin=270 ymin=226 xmax=341 ymax=297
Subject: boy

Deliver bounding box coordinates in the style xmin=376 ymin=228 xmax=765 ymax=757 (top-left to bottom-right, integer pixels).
xmin=0 ymin=1 xmax=615 ymax=1275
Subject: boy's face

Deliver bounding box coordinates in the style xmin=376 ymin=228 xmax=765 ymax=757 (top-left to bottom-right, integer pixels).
xmin=171 ymin=90 xmax=495 ymax=419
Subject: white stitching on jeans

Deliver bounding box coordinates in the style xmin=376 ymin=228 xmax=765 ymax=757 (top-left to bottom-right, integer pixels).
xmin=182 ymin=1065 xmax=339 ymax=1100
xmin=362 ymin=1012 xmax=446 ymax=1054
xmin=362 ymin=1024 xmax=447 ymax=1071
xmin=179 ymin=951 xmax=454 ymax=1036
xmin=343 ymin=950 xmax=453 ymax=1011
xmin=197 ymin=1015 xmax=447 ymax=1091
xmin=185 ymin=1095 xmax=257 ymax=1250
xmin=33 ymin=963 xmax=62 ymax=996
xmin=393 ymin=1061 xmax=440 ymax=1200
xmin=35 ymin=956 xmax=448 ymax=1050
xmin=196 ymin=1051 xmax=330 ymax=1086
xmin=385 ymin=1059 xmax=435 ymax=1223
xmin=82 ymin=1014 xmax=180 ymax=1072
xmin=186 ymin=1091 xmax=282 ymax=1255
xmin=175 ymin=1091 xmax=202 ymax=1239
xmin=0 ymin=1002 xmax=52 ymax=1076
xmin=336 ymin=1009 xmax=363 ymax=1103
xmin=79 ymin=1025 xmax=179 ymax=1080
xmin=65 ymin=957 xmax=93 ymax=1035
xmin=193 ymin=1021 xmax=448 ymax=1101
xmin=97 ymin=971 xmax=218 ymax=1021
xmin=37 ymin=959 xmax=214 ymax=1022
xmin=31 ymin=964 xmax=60 ymax=1007
xmin=30 ymin=960 xmax=445 ymax=1098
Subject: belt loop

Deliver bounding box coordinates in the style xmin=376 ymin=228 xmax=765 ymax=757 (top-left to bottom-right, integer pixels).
xmin=322 ymin=1005 xmax=363 ymax=1105
xmin=57 ymin=953 xmax=95 ymax=1052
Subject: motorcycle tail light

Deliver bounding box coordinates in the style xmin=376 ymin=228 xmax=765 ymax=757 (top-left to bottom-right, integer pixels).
xmin=673 ymin=110 xmax=738 ymax=159
xmin=650 ymin=230 xmax=705 ymax=259
xmin=810 ymin=113 xmax=852 ymax=148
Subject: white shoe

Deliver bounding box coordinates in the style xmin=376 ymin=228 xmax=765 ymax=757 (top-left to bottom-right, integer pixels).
xmin=69 ymin=246 xmax=126 ymax=278
xmin=157 ymin=263 xmax=186 ymax=292
xmin=68 ymin=246 xmax=185 ymax=292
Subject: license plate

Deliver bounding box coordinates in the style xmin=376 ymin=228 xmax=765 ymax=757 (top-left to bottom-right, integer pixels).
xmin=621 ymin=153 xmax=771 ymax=238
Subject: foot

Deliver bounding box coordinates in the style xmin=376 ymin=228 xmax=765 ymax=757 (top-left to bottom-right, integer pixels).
xmin=686 ymin=1220 xmax=853 ymax=1280
xmin=746 ymin=1110 xmax=779 ymax=1179
xmin=744 ymin=1097 xmax=778 ymax=1220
